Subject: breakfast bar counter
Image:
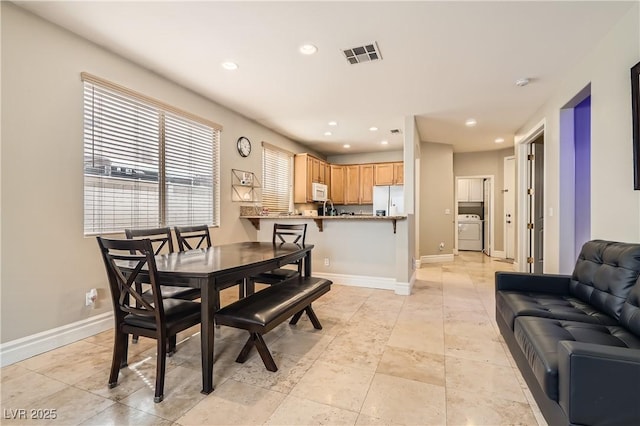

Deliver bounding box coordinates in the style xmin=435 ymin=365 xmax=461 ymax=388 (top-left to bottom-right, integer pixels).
xmin=240 ymin=214 xmax=406 ymax=233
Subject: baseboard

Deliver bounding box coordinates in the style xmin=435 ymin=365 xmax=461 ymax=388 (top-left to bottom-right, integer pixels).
xmin=492 ymin=250 xmax=506 ymax=258
xmin=0 ymin=312 xmax=113 ymax=367
xmin=420 ymin=254 xmax=454 ymax=263
xmin=313 ymin=272 xmax=396 ymax=291
xmin=395 ymin=270 xmax=416 ymax=296
xmin=414 ymin=258 xmax=422 ymax=269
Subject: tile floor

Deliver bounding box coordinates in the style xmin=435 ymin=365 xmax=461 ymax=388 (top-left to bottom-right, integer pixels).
xmin=0 ymin=252 xmax=547 ymax=425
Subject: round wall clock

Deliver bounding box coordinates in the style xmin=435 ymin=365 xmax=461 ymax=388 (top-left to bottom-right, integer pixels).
xmin=237 ymin=136 xmax=252 ymax=157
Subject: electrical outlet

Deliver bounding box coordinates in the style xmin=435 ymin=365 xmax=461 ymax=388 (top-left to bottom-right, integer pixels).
xmin=324 ymin=257 xmax=330 ymax=266
xmin=85 ymin=289 xmax=97 ymax=306
xmin=439 ymin=242 xmax=445 ymax=251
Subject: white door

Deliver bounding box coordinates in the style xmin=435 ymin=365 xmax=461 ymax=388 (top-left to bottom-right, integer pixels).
xmin=504 ymin=157 xmax=516 ymax=259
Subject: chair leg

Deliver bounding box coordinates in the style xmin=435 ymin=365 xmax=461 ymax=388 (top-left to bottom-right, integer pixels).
xmin=237 ymin=279 xmax=245 ymax=299
xmin=132 ymin=335 xmax=139 ymax=344
xmin=154 ymin=338 xmax=166 ymax=403
xmin=109 ymin=331 xmax=128 ymax=388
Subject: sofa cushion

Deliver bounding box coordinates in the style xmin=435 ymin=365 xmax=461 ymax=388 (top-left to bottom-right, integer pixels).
xmin=570 ymin=240 xmax=640 ymax=321
xmin=620 ymin=276 xmax=640 ymax=336
xmin=497 ymin=291 xmax=617 ymax=329
xmin=514 ymin=316 xmax=640 ymax=401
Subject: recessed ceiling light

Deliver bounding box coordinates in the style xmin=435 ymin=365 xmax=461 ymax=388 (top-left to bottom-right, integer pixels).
xmin=380 ymin=140 xmax=389 ymax=145
xmin=465 ymin=118 xmax=477 ymax=127
xmin=515 ymin=78 xmax=530 ymax=87
xmin=299 ymin=44 xmax=317 ymax=55
xmin=324 ymin=131 xmax=332 ymax=136
xmin=221 ymin=61 xmax=238 ymax=70
xmin=369 ymin=126 xmax=378 ymax=131
xmin=495 ymin=137 xmax=505 ymax=144
xmin=328 ymin=121 xmax=338 ymax=126
xmin=343 ymin=144 xmax=351 ymax=148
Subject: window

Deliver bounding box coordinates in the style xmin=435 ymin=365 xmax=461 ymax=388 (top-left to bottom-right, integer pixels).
xmin=262 ymin=142 xmax=293 ymax=213
xmin=82 ymin=73 xmax=221 ymax=235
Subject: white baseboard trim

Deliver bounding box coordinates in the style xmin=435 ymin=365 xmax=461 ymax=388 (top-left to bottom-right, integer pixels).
xmin=313 ymin=272 xmax=396 ymax=291
xmin=420 ymin=254 xmax=455 ymax=263
xmin=395 ymin=270 xmax=416 ymax=296
xmin=414 ymin=258 xmax=422 ymax=269
xmin=1 ymin=312 xmax=113 ymax=367
xmin=492 ymin=250 xmax=506 ymax=258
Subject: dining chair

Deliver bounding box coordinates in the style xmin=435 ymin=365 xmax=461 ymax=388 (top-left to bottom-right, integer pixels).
xmin=174 ymin=224 xmax=244 ymax=308
xmin=248 ymin=223 xmax=307 ymax=290
xmin=174 ymin=224 xmax=212 ymax=251
xmin=125 ymin=227 xmax=201 ymax=345
xmin=96 ymin=237 xmax=201 ymax=403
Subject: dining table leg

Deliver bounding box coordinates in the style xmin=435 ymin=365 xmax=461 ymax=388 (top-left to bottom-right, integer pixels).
xmin=199 ymin=278 xmax=215 ymax=394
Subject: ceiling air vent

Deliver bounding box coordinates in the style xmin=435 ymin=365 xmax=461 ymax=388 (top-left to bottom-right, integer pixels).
xmin=343 ymin=42 xmax=382 ymax=65
xmin=390 ymin=129 xmax=401 ymax=134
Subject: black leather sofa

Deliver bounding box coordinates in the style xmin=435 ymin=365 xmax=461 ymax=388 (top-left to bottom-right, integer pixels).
xmin=495 ymin=240 xmax=640 ymax=426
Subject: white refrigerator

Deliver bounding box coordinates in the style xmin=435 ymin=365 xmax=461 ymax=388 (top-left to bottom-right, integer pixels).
xmin=372 ymin=185 xmax=404 ymax=216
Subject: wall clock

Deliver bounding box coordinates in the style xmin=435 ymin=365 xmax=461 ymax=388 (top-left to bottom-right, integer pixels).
xmin=237 ymin=136 xmax=252 ymax=157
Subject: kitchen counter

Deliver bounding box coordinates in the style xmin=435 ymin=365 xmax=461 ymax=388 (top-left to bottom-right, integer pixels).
xmin=240 ymin=214 xmax=406 ymax=233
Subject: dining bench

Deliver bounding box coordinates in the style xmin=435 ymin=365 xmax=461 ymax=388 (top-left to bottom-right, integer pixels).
xmin=215 ymin=276 xmax=332 ymax=371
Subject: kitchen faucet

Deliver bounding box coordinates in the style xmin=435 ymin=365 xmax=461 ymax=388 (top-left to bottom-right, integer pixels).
xmin=323 ymin=199 xmax=334 ymax=216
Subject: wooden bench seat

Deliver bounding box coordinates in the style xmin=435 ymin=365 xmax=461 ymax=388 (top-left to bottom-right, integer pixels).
xmin=215 ymin=276 xmax=332 ymax=371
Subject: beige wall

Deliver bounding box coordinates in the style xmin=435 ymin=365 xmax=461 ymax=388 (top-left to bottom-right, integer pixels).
xmin=420 ymin=142 xmax=454 ymax=257
xmin=516 ymin=3 xmax=640 ymax=273
xmin=453 ymin=147 xmax=514 ymax=251
xmin=0 ymin=3 xmax=312 ymax=343
xmin=327 ymin=150 xmax=403 ymax=165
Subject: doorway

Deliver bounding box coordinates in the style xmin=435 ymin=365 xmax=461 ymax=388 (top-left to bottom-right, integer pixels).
xmin=454 ymin=175 xmax=494 ymax=256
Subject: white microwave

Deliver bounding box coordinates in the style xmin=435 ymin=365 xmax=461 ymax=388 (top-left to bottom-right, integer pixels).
xmin=311 ymin=182 xmax=328 ymax=202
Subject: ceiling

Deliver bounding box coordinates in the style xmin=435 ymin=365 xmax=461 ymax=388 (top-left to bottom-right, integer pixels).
xmin=14 ymin=1 xmax=635 ymax=155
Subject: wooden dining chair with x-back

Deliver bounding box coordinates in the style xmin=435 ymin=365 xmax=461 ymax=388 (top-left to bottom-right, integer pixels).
xmin=125 ymin=227 xmax=200 ymax=346
xmin=174 ymin=224 xmax=244 ymax=309
xmin=247 ymin=223 xmax=307 ymax=292
xmin=96 ymin=237 xmax=201 ymax=403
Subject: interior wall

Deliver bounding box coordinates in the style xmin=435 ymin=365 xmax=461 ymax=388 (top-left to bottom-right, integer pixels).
xmin=453 ymin=147 xmax=514 ymax=251
xmin=420 ymin=142 xmax=454 ymax=256
xmin=516 ymin=3 xmax=640 ymax=273
xmin=0 ymin=3 xmax=311 ymax=343
xmin=327 ymin=150 xmax=403 ymax=165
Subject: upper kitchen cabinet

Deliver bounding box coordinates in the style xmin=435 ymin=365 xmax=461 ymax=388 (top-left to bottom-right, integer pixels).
xmin=457 ymin=178 xmax=484 ymax=202
xmin=294 ymin=153 xmax=328 ymax=203
xmin=330 ymin=165 xmax=345 ymax=204
xmin=344 ymin=165 xmax=360 ymax=204
xmin=360 ymin=164 xmax=374 ymax=204
xmin=374 ymin=162 xmax=403 ymax=185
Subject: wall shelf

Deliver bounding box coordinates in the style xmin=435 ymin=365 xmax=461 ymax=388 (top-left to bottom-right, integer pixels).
xmin=231 ymin=169 xmax=261 ymax=202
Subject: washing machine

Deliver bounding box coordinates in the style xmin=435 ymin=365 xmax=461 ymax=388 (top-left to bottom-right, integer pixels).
xmin=458 ymin=214 xmax=483 ymax=251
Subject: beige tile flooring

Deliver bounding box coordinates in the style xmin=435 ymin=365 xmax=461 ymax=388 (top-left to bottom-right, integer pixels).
xmin=1 ymin=252 xmax=547 ymax=425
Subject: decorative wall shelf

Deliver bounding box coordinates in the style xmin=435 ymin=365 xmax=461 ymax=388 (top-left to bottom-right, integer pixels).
xmin=231 ymin=169 xmax=261 ymax=202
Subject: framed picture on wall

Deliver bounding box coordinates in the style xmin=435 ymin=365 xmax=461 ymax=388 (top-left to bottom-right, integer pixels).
xmin=632 ymin=60 xmax=640 ymax=190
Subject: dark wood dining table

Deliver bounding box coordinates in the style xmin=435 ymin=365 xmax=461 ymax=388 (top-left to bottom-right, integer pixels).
xmin=122 ymin=241 xmax=313 ymax=394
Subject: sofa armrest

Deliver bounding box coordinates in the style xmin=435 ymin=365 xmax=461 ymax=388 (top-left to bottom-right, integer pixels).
xmin=495 ymin=271 xmax=571 ymax=294
xmin=557 ymin=341 xmax=640 ymax=426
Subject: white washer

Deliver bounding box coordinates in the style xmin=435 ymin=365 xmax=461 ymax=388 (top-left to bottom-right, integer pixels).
xmin=458 ymin=214 xmax=483 ymax=251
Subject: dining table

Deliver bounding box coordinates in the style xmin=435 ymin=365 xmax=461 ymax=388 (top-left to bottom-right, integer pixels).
xmin=122 ymin=241 xmax=313 ymax=394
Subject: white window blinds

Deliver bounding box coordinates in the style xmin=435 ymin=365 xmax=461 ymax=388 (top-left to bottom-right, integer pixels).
xmin=262 ymin=143 xmax=293 ymax=213
xmin=83 ymin=74 xmax=220 ymax=234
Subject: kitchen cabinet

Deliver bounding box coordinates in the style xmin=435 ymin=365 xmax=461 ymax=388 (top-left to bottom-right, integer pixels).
xmin=374 ymin=162 xmax=403 ymax=185
xmin=330 ymin=165 xmax=345 ymax=204
xmin=360 ymin=164 xmax=374 ymax=204
xmin=344 ymin=165 xmax=360 ymax=204
xmin=457 ymin=178 xmax=484 ymax=202
xmin=294 ymin=153 xmax=328 ymax=203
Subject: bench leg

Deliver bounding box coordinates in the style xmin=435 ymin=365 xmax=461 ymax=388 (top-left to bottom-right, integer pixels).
xmin=253 ymin=333 xmax=278 ymax=372
xmin=235 ymin=335 xmax=256 ymax=363
xmin=289 ymin=304 xmax=323 ymax=330
xmin=235 ymin=333 xmax=278 ymax=372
